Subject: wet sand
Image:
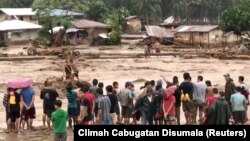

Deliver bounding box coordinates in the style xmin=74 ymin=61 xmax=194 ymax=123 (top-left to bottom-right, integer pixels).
xmin=0 ymin=46 xmax=250 ymax=140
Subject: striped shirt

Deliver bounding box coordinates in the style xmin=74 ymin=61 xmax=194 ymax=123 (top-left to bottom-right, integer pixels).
xmin=66 ymin=90 xmax=78 ymax=108
xmin=3 ymin=92 xmax=8 ymax=108
xmin=98 ymin=95 xmax=111 ymax=121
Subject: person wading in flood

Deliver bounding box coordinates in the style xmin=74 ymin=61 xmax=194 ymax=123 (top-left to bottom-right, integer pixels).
xmin=64 ymin=58 xmax=79 ymax=81
xmin=154 ymin=39 xmax=161 ymax=56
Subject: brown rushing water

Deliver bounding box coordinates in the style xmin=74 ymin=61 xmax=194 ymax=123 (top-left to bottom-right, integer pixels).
xmin=0 ymin=46 xmax=249 ymax=140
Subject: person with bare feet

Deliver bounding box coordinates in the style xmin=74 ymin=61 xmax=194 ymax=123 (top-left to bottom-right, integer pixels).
xmin=40 ymin=80 xmax=59 ymax=130
xmin=7 ymin=88 xmax=20 ymax=133
xmin=20 ymin=86 xmax=36 ymax=132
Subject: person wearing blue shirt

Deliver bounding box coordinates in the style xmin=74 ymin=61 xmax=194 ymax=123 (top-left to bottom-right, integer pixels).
xmin=20 ymin=86 xmax=36 ymax=132
xmin=230 ymin=86 xmax=248 ymax=125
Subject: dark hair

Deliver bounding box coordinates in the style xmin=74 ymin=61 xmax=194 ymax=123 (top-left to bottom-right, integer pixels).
xmin=76 ymin=81 xmax=83 ymax=89
xmin=183 ymin=72 xmax=190 ymax=80
xmin=106 ymin=85 xmax=113 ymax=93
xmin=150 ymin=80 xmax=155 ymax=86
xmin=96 ymin=88 xmax=103 ymax=95
xmin=198 ymin=76 xmax=203 ymax=81
xmin=212 ymin=88 xmax=218 ymax=94
xmin=205 ymin=80 xmax=212 ymax=87
xmin=65 ymin=80 xmax=73 ymax=92
xmin=81 ymin=83 xmax=90 ymax=93
xmin=7 ymin=88 xmax=17 ymax=91
xmin=145 ymin=81 xmax=150 ymax=86
xmin=92 ymin=79 xmax=98 ymax=86
xmin=113 ymin=81 xmax=118 ymax=87
xmin=235 ymin=86 xmax=242 ymax=92
xmin=239 ymin=76 xmax=244 ymax=82
xmin=173 ymin=76 xmax=179 ymax=84
xmin=98 ymin=82 xmax=104 ymax=88
xmin=219 ymin=91 xmax=225 ymax=97
xmin=156 ymin=84 xmax=162 ymax=91
xmin=54 ymin=100 xmax=62 ymax=107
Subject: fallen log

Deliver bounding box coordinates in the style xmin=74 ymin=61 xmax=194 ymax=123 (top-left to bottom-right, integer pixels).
xmin=0 ymin=56 xmax=57 ymax=61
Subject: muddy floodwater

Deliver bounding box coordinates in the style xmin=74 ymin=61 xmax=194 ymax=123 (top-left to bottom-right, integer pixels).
xmin=0 ymin=46 xmax=249 ymax=140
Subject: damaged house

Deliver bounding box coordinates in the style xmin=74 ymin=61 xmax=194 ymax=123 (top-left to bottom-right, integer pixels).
xmin=122 ymin=16 xmax=142 ymax=34
xmin=71 ymin=19 xmax=110 ymax=43
xmin=174 ymin=25 xmax=224 ymax=47
xmin=145 ymin=25 xmax=175 ymax=45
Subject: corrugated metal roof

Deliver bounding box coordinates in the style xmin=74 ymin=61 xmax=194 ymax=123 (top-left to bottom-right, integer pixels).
xmin=145 ymin=25 xmax=174 ymax=38
xmin=72 ymin=19 xmax=109 ymax=29
xmin=0 ymin=8 xmax=35 ymax=16
xmin=66 ymin=28 xmax=82 ymax=33
xmin=0 ymin=20 xmax=42 ymax=31
xmin=175 ymin=25 xmax=219 ymax=33
xmin=50 ymin=9 xmax=84 ymax=17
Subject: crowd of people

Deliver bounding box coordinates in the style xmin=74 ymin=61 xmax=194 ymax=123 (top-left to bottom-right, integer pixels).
xmin=2 ymin=72 xmax=249 ymax=141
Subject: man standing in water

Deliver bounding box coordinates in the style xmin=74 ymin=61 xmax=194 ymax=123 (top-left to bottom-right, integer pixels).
xmin=224 ymin=73 xmax=236 ymax=104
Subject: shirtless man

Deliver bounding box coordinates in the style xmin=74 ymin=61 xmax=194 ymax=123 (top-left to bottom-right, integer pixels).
xmin=205 ymin=80 xmax=213 ymax=100
xmin=154 ymin=39 xmax=161 ymax=54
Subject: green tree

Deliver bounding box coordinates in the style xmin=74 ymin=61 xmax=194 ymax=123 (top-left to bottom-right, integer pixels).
xmin=106 ymin=8 xmax=130 ymax=44
xmin=85 ymin=0 xmax=108 ymax=22
xmin=0 ymin=0 xmax=34 ymax=8
xmin=134 ymin=0 xmax=162 ymax=25
xmin=220 ymin=0 xmax=250 ymax=35
xmin=32 ymin=0 xmax=86 ymax=45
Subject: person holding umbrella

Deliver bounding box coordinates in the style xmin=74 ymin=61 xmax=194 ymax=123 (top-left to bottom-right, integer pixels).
xmin=7 ymin=77 xmax=34 ymax=132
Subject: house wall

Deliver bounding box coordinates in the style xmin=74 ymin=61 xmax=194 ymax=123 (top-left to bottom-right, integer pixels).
xmin=86 ymin=28 xmax=108 ymax=42
xmin=224 ymin=34 xmax=241 ymax=43
xmin=3 ymin=30 xmax=39 ymax=45
xmin=208 ymin=29 xmax=224 ymax=44
xmin=126 ymin=18 xmax=141 ymax=33
xmin=175 ymin=29 xmax=224 ymax=47
xmin=0 ymin=12 xmax=37 ymax=23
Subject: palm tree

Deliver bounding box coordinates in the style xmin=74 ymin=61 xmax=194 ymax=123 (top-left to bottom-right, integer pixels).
xmin=134 ymin=0 xmax=162 ymax=25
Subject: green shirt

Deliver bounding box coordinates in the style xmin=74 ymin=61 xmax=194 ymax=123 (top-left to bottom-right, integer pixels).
xmin=52 ymin=109 xmax=68 ymax=133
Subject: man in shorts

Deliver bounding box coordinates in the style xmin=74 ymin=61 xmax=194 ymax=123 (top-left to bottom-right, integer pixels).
xmin=230 ymin=86 xmax=248 ymax=124
xmin=79 ymin=84 xmax=94 ymax=125
xmin=21 ymin=86 xmax=36 ymax=131
xmin=193 ymin=76 xmax=207 ymax=123
xmin=40 ymin=80 xmax=59 ymax=130
xmin=7 ymin=88 xmax=20 ymax=133
xmin=107 ymin=85 xmax=118 ymax=125
xmin=178 ymin=73 xmax=195 ymax=124
xmin=117 ymin=82 xmax=134 ymax=124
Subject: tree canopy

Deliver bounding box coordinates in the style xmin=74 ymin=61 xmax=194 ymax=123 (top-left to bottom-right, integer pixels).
xmin=1 ymin=0 xmax=238 ymax=24
xmin=220 ymin=0 xmax=250 ymax=35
